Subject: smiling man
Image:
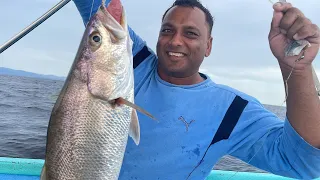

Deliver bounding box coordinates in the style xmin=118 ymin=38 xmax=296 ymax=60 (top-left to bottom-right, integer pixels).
xmin=72 ymin=0 xmax=320 ymax=179
xmin=156 ymin=4 xmax=213 ymax=85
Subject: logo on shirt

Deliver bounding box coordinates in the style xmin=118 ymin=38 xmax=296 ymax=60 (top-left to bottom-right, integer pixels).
xmin=178 ymin=116 xmax=195 ymax=132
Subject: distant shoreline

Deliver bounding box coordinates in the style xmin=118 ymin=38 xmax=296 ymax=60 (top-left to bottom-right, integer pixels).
xmin=0 ymin=67 xmax=286 ymax=110
xmin=0 ymin=67 xmax=66 ymax=81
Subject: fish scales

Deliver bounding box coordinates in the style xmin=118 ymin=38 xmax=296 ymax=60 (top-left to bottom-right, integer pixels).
xmin=46 ymin=86 xmax=133 ymax=179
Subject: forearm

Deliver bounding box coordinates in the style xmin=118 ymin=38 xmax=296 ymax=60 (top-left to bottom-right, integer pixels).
xmin=282 ymin=64 xmax=320 ymax=148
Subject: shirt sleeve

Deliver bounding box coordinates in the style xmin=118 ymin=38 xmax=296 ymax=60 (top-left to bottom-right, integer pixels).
xmin=228 ymin=99 xmax=320 ymax=180
xmin=72 ymin=0 xmax=146 ymax=56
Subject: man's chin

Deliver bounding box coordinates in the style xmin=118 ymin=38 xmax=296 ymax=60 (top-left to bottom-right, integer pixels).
xmin=159 ymin=68 xmax=188 ymax=78
xmin=157 ymin=57 xmax=187 ymax=74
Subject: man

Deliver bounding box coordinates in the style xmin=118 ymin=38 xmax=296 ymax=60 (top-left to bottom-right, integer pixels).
xmin=73 ymin=0 xmax=320 ymax=179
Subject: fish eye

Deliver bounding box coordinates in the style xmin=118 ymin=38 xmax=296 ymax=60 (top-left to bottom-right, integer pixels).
xmin=92 ymin=35 xmax=101 ymax=43
xmin=89 ymin=32 xmax=102 ymax=48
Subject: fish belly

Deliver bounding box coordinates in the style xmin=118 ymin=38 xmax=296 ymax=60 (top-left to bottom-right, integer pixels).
xmin=45 ymin=80 xmax=133 ymax=180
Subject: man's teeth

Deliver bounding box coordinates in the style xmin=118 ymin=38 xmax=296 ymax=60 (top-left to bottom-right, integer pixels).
xmin=168 ymin=52 xmax=184 ymax=57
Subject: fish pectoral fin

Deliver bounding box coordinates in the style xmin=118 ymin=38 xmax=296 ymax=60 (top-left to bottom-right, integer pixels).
xmin=117 ymin=97 xmax=158 ymax=122
xmin=40 ymin=164 xmax=46 ymax=180
xmin=129 ymin=109 xmax=140 ymax=145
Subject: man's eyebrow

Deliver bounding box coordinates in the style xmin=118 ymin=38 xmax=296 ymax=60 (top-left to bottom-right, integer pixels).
xmin=184 ymin=25 xmax=200 ymax=31
xmin=161 ymin=22 xmax=174 ymax=27
xmin=161 ymin=23 xmax=199 ymax=30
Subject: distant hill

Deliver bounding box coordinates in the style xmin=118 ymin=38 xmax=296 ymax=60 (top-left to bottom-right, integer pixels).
xmin=0 ymin=67 xmax=66 ymax=81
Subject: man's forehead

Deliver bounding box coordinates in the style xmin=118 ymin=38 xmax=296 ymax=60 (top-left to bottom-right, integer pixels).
xmin=162 ymin=6 xmax=208 ymax=31
xmin=163 ymin=6 xmax=206 ymax=22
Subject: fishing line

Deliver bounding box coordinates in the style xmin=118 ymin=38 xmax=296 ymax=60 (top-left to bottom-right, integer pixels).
xmin=282 ymin=49 xmax=307 ymax=105
xmin=226 ymin=0 xmax=307 ymax=179
xmin=229 ymin=2 xmax=319 ymax=180
xmin=226 ymin=128 xmax=273 ymax=180
xmin=89 ymin=0 xmax=95 ymax=21
xmin=226 ymin=52 xmax=306 ymax=180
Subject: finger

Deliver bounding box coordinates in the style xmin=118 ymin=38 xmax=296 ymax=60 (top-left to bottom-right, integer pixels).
xmin=269 ymin=11 xmax=284 ymax=40
xmin=272 ymin=2 xmax=293 ymax=13
xmin=279 ymin=7 xmax=305 ymax=33
xmin=286 ymin=17 xmax=311 ymax=40
xmin=294 ymin=24 xmax=320 ymax=44
xmin=269 ymin=2 xmax=293 ymax=36
xmin=271 ymin=10 xmax=284 ymax=29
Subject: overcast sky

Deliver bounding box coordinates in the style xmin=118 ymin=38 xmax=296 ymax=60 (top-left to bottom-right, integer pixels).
xmin=0 ymin=0 xmax=319 ymax=106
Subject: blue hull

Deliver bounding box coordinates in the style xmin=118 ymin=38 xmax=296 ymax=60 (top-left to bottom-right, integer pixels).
xmin=0 ymin=157 xmax=314 ymax=179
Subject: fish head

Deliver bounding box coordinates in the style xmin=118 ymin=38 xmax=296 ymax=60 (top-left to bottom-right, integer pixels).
xmin=75 ymin=5 xmax=134 ymax=102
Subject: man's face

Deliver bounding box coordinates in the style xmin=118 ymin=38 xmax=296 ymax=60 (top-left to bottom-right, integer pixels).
xmin=156 ymin=6 xmax=212 ymax=78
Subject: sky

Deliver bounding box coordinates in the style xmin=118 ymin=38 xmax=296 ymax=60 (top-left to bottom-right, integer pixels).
xmin=0 ymin=0 xmax=319 ymax=106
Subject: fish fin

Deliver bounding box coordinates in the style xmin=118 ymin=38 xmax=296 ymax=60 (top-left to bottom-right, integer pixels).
xmin=40 ymin=164 xmax=46 ymax=180
xmin=129 ymin=109 xmax=140 ymax=145
xmin=117 ymin=97 xmax=158 ymax=122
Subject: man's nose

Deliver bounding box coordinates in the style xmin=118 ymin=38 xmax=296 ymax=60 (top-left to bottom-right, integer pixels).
xmin=169 ymin=33 xmax=183 ymax=47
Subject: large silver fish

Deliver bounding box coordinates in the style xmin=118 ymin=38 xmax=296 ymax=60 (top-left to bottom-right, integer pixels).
xmin=40 ymin=2 xmax=154 ymax=179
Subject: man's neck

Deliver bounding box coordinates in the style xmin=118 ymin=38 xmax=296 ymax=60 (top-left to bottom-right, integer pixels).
xmin=157 ymin=69 xmax=205 ymax=86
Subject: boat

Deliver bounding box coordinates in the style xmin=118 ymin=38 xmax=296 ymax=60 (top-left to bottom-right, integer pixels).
xmin=1 ymin=157 xmax=315 ymax=180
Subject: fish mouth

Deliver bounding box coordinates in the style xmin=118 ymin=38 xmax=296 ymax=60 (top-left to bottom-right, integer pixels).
xmin=96 ymin=5 xmax=128 ymax=38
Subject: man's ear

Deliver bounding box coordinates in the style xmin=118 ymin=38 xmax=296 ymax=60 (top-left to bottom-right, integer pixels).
xmin=205 ymin=36 xmax=213 ymax=57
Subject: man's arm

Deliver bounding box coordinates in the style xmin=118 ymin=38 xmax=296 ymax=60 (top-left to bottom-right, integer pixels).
xmin=283 ymin=65 xmax=320 ymax=147
xmin=72 ymin=0 xmax=147 ymax=57
xmin=267 ymin=2 xmax=320 ymax=148
xmin=228 ymin=98 xmax=320 ymax=179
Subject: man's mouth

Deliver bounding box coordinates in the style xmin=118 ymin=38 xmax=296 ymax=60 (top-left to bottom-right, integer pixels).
xmin=168 ymin=52 xmax=186 ymax=57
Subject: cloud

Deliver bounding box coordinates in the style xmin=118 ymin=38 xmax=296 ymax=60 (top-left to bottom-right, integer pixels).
xmin=202 ymin=66 xmax=282 ymax=82
xmin=199 ymin=67 xmax=285 ymax=105
xmin=199 ymin=67 xmax=320 ymax=106
xmin=1 ymin=0 xmax=320 ymax=105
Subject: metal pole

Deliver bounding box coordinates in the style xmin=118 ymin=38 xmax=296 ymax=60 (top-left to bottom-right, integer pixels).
xmin=0 ymin=0 xmax=72 ymax=54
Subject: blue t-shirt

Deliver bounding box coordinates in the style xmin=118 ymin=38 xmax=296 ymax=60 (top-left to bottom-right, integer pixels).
xmin=73 ymin=1 xmax=320 ymax=179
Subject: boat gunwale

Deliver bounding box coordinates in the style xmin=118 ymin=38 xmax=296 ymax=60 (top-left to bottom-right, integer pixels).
xmin=1 ymin=157 xmax=313 ymax=179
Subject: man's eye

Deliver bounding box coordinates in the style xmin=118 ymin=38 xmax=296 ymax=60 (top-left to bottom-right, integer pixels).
xmin=187 ymin=31 xmax=198 ymax=36
xmin=161 ymin=29 xmax=171 ymax=33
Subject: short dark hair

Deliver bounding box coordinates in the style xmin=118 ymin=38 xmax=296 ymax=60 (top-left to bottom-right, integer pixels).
xmin=162 ymin=0 xmax=214 ymax=34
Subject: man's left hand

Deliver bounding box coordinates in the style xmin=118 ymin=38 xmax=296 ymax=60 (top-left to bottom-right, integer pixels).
xmin=268 ymin=2 xmax=320 ymax=72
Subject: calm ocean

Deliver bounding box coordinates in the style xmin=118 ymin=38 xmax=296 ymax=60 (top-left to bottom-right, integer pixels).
xmin=0 ymin=74 xmax=287 ymax=173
